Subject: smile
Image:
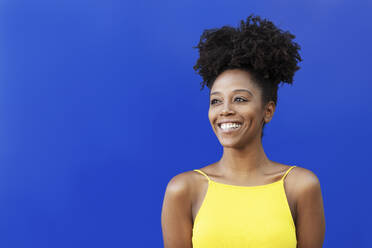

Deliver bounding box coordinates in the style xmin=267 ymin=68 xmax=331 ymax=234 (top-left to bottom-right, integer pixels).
xmin=218 ymin=122 xmax=243 ymax=133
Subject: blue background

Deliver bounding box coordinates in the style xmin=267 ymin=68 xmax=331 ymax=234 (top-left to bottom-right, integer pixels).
xmin=1 ymin=0 xmax=371 ymax=247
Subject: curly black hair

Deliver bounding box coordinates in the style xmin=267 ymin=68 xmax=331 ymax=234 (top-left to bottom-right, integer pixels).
xmin=192 ymin=14 xmax=302 ymax=138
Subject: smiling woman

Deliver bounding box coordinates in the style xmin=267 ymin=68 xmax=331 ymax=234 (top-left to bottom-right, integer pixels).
xmin=161 ymin=14 xmax=326 ymax=248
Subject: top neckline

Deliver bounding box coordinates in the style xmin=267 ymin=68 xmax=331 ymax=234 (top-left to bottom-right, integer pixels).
xmin=208 ymin=177 xmax=283 ymax=189
xmin=194 ymin=165 xmax=296 ymax=190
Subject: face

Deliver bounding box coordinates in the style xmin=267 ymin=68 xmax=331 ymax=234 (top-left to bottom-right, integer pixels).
xmin=208 ymin=69 xmax=275 ymax=148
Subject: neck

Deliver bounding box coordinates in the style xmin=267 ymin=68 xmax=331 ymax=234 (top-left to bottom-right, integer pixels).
xmin=218 ymin=137 xmax=271 ymax=177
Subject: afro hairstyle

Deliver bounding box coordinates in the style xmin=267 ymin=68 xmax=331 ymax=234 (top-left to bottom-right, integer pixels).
xmin=192 ymin=14 xmax=302 ymax=138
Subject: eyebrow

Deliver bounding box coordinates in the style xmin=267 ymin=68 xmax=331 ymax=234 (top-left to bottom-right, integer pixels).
xmin=210 ymin=89 xmax=254 ymax=97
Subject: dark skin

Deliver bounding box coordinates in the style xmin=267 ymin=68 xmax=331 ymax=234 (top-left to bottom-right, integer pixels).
xmin=161 ymin=69 xmax=326 ymax=248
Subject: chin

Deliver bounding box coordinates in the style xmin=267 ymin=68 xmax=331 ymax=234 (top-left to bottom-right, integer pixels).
xmin=220 ymin=140 xmax=245 ymax=149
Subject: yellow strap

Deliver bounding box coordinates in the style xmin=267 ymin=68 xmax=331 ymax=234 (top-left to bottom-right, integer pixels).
xmin=281 ymin=165 xmax=297 ymax=181
xmin=195 ymin=166 xmax=296 ymax=182
xmin=194 ymin=169 xmax=211 ymax=182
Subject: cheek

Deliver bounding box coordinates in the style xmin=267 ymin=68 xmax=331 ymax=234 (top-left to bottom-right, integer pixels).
xmin=208 ymin=109 xmax=218 ymax=129
xmin=208 ymin=108 xmax=214 ymax=121
xmin=242 ymin=109 xmax=261 ymax=124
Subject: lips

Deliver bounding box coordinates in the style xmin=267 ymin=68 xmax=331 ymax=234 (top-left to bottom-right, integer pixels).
xmin=217 ymin=120 xmax=243 ymax=127
xmin=217 ymin=122 xmax=243 ymax=134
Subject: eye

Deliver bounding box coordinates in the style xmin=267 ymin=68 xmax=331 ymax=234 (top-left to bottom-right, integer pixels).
xmin=235 ymin=97 xmax=247 ymax=102
xmin=210 ymin=97 xmax=247 ymax=105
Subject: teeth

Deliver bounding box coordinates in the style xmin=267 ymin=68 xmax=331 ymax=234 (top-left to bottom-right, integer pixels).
xmin=220 ymin=122 xmax=242 ymax=130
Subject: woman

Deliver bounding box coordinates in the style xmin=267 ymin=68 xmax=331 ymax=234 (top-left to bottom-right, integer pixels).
xmin=161 ymin=14 xmax=325 ymax=248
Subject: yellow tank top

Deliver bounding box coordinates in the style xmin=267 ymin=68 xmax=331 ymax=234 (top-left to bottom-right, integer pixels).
xmin=192 ymin=165 xmax=297 ymax=248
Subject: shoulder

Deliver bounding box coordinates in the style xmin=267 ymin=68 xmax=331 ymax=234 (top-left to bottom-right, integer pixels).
xmin=288 ymin=166 xmax=326 ymax=246
xmin=291 ymin=165 xmax=321 ymax=186
xmin=164 ymin=167 xmax=211 ymax=210
xmin=165 ymin=170 xmax=192 ymax=195
xmin=287 ymin=165 xmax=323 ymax=200
xmin=164 ymin=169 xmax=201 ymax=199
xmin=161 ymin=170 xmax=199 ymax=246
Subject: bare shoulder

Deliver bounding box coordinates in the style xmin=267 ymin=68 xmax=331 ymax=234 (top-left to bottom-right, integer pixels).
xmin=291 ymin=165 xmax=321 ymax=185
xmin=162 ymin=170 xmax=198 ymax=247
xmin=288 ymin=165 xmax=322 ymax=196
xmin=164 ymin=170 xmax=195 ymax=196
xmin=289 ymin=166 xmax=326 ymax=247
xmin=164 ymin=169 xmax=204 ymax=199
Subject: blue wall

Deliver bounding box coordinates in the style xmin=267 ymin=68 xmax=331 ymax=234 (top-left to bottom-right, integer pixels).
xmin=1 ymin=0 xmax=371 ymax=247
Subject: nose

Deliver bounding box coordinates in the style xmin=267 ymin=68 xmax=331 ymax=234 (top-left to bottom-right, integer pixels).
xmin=220 ymin=103 xmax=235 ymax=116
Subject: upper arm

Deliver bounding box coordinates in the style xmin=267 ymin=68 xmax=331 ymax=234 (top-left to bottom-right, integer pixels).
xmin=161 ymin=172 xmax=193 ymax=248
xmin=295 ymin=169 xmax=326 ymax=248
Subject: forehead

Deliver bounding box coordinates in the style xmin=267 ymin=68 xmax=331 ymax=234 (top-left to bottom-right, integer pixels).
xmin=210 ymin=69 xmax=259 ymax=95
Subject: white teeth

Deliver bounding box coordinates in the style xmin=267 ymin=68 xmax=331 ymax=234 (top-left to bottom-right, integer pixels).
xmin=220 ymin=123 xmax=242 ymax=130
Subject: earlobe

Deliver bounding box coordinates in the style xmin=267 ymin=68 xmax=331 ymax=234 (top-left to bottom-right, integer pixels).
xmin=266 ymin=106 xmax=275 ymax=120
xmin=263 ymin=113 xmax=272 ymax=123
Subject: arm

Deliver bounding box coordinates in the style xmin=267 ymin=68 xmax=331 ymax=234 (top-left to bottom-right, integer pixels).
xmin=161 ymin=172 xmax=193 ymax=248
xmin=295 ymin=170 xmax=326 ymax=248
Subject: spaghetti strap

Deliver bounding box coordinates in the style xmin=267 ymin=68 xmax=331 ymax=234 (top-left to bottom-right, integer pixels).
xmin=281 ymin=165 xmax=297 ymax=181
xmin=194 ymin=169 xmax=211 ymax=182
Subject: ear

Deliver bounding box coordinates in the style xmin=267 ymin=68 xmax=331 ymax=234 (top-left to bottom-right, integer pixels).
xmin=263 ymin=101 xmax=276 ymax=123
